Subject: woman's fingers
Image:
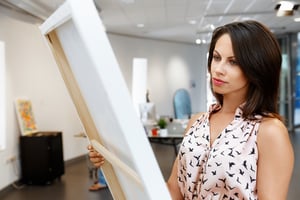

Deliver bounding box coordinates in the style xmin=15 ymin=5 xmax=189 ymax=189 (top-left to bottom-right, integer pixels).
xmin=87 ymin=145 xmax=105 ymax=167
xmin=87 ymin=144 xmax=94 ymax=151
xmin=90 ymin=155 xmax=105 ymax=167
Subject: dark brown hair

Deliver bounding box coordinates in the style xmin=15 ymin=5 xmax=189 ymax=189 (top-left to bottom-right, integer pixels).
xmin=207 ymin=20 xmax=282 ymax=120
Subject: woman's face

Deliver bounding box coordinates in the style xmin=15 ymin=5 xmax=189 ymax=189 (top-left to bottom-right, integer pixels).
xmin=210 ymin=34 xmax=248 ymax=99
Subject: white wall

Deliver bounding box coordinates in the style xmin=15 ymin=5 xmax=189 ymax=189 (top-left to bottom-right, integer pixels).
xmin=0 ymin=15 xmax=208 ymax=190
xmin=108 ymin=34 xmax=208 ymax=116
xmin=0 ymin=14 xmax=87 ymax=190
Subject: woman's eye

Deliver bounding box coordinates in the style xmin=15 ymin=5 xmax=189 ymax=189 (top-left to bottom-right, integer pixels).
xmin=213 ymin=55 xmax=220 ymax=61
xmin=229 ymin=60 xmax=237 ymax=65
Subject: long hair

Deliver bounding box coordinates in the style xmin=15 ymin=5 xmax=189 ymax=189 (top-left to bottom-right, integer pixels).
xmin=207 ymin=20 xmax=282 ymax=120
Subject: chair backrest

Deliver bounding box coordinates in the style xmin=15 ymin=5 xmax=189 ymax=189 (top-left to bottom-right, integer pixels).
xmin=173 ymin=89 xmax=191 ymax=119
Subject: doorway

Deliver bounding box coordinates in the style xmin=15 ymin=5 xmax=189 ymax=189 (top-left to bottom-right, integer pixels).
xmin=277 ymin=36 xmax=293 ymax=131
xmin=293 ymin=33 xmax=300 ymax=129
xmin=277 ymin=33 xmax=300 ymax=132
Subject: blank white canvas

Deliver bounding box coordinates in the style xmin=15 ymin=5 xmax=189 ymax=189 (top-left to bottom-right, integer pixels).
xmin=40 ymin=0 xmax=171 ymax=199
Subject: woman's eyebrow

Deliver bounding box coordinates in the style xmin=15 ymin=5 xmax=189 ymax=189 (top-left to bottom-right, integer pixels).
xmin=213 ymin=50 xmax=235 ymax=59
xmin=213 ymin=50 xmax=219 ymax=54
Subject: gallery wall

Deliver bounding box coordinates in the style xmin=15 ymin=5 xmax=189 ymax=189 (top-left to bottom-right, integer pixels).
xmin=0 ymin=13 xmax=208 ymax=190
xmin=108 ymin=33 xmax=208 ymax=117
xmin=0 ymin=13 xmax=87 ymax=190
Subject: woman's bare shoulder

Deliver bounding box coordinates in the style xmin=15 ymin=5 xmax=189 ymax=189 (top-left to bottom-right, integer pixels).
xmin=257 ymin=117 xmax=292 ymax=151
xmin=259 ymin=117 xmax=288 ymax=138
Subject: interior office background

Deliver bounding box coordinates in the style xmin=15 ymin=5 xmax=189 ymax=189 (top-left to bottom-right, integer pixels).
xmin=0 ymin=10 xmax=209 ymax=191
xmin=0 ymin=5 xmax=299 ymax=193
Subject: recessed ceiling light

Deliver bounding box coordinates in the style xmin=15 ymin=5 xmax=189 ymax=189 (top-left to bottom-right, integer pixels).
xmin=136 ymin=23 xmax=144 ymax=28
xmin=189 ymin=20 xmax=197 ymax=25
xmin=120 ymin=0 xmax=135 ymax=4
xmin=294 ymin=17 xmax=300 ymax=22
xmin=195 ymin=38 xmax=201 ymax=44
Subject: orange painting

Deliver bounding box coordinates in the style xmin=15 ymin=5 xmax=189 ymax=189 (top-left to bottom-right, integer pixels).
xmin=15 ymin=98 xmax=38 ymax=136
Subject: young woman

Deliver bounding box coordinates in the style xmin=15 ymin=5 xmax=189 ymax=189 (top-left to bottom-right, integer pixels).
xmin=167 ymin=20 xmax=294 ymax=200
xmin=89 ymin=20 xmax=294 ymax=199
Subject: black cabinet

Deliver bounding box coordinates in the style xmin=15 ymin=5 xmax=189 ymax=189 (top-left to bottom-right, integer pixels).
xmin=20 ymin=132 xmax=64 ymax=185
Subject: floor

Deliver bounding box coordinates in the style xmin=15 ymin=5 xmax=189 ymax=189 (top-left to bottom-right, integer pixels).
xmin=0 ymin=131 xmax=299 ymax=200
xmin=0 ymin=156 xmax=113 ymax=200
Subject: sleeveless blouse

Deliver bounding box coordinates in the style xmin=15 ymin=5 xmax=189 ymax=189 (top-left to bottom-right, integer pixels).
xmin=177 ymin=104 xmax=262 ymax=200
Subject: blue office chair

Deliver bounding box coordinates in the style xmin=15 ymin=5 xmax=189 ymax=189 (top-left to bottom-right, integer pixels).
xmin=173 ymin=88 xmax=192 ymax=119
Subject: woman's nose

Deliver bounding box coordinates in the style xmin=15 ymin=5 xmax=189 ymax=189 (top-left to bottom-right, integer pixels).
xmin=213 ymin=62 xmax=225 ymax=75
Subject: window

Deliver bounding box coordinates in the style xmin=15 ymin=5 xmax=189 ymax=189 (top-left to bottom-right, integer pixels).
xmin=0 ymin=41 xmax=5 ymax=150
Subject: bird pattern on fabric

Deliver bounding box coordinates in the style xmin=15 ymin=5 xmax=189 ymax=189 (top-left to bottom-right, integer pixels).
xmin=177 ymin=104 xmax=262 ymax=200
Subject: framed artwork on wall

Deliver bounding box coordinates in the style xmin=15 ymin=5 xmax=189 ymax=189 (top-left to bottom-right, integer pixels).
xmin=15 ymin=98 xmax=38 ymax=136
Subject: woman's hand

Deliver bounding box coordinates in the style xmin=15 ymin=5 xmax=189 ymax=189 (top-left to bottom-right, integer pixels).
xmin=87 ymin=145 xmax=105 ymax=168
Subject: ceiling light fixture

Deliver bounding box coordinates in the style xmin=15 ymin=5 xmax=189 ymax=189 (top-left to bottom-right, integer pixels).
xmin=120 ymin=0 xmax=135 ymax=4
xmin=195 ymin=38 xmax=207 ymax=45
xmin=294 ymin=17 xmax=300 ymax=22
xmin=195 ymin=38 xmax=201 ymax=44
xmin=136 ymin=23 xmax=144 ymax=28
xmin=275 ymin=1 xmax=299 ymax=16
xmin=195 ymin=32 xmax=202 ymax=44
xmin=189 ymin=20 xmax=197 ymax=25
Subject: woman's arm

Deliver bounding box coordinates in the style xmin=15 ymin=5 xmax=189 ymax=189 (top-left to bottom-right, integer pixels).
xmin=257 ymin=118 xmax=294 ymax=200
xmin=167 ymin=156 xmax=183 ymax=200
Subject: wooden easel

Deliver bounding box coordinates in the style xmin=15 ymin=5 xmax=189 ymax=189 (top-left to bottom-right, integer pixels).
xmin=40 ymin=0 xmax=171 ymax=199
xmin=45 ymin=31 xmax=126 ymax=199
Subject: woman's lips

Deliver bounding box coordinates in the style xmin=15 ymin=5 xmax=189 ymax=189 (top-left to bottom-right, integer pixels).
xmin=212 ymin=78 xmax=226 ymax=86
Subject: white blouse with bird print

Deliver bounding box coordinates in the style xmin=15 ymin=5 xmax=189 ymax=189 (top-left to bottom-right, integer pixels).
xmin=177 ymin=104 xmax=261 ymax=200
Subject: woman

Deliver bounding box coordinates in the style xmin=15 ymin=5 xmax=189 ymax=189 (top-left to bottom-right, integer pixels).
xmin=167 ymin=20 xmax=294 ymax=199
xmin=89 ymin=20 xmax=294 ymax=199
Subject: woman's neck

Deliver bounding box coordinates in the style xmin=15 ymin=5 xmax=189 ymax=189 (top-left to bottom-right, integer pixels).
xmin=220 ymin=96 xmax=245 ymax=114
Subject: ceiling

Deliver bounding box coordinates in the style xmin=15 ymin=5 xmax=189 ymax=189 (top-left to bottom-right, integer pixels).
xmin=0 ymin=0 xmax=300 ymax=44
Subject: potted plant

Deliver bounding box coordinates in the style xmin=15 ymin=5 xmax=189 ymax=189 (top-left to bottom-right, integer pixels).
xmin=157 ymin=118 xmax=168 ymax=136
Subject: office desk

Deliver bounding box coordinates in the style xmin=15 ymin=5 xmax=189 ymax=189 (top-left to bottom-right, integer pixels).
xmin=147 ymin=121 xmax=186 ymax=156
xmin=148 ymin=134 xmax=183 ymax=155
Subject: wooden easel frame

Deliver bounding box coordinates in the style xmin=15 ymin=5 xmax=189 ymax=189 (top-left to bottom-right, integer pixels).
xmin=40 ymin=0 xmax=171 ymax=199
